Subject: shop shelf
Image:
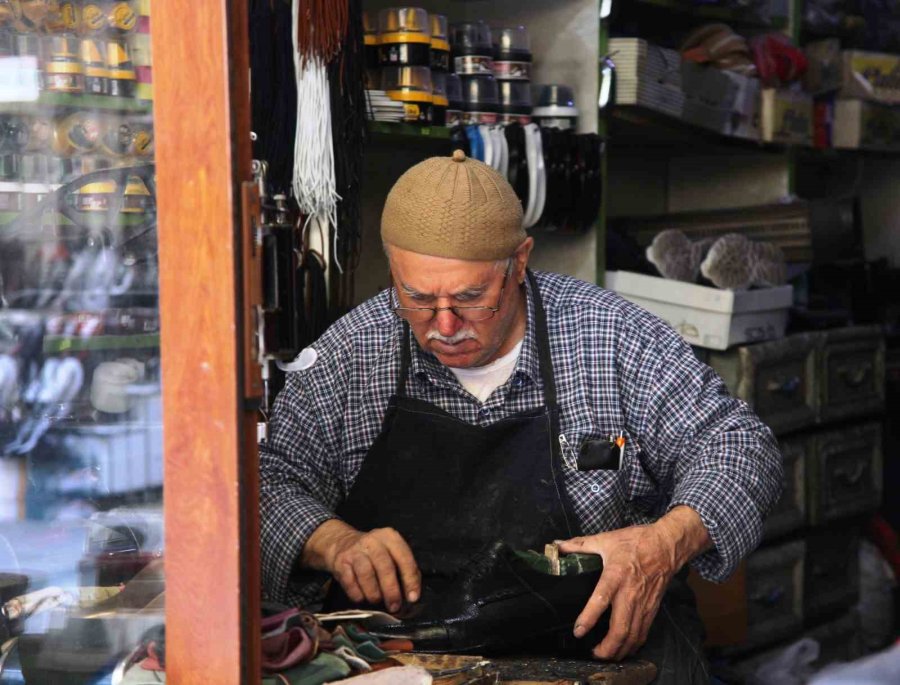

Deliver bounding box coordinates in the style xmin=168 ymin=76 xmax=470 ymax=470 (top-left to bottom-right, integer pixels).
xmin=635 ymin=0 xmax=789 ymax=30
xmin=368 ymin=121 xmax=452 ymax=140
xmin=43 ymin=333 xmax=160 ymax=354
xmin=608 ymin=105 xmax=790 ymax=155
xmin=0 ymin=92 xmax=151 ymax=114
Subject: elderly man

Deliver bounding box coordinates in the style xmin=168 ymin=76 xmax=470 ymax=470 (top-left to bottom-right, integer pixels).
xmin=260 ymin=151 xmax=782 ymax=681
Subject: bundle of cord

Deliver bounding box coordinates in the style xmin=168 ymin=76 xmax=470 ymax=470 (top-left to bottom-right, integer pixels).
xmin=328 ymin=0 xmax=366 ymax=314
xmin=292 ymin=0 xmax=348 ymax=247
xmin=250 ymin=0 xmax=297 ymax=195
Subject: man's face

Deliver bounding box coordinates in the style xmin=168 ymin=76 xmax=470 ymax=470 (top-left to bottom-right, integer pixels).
xmin=387 ymin=241 xmax=531 ymax=369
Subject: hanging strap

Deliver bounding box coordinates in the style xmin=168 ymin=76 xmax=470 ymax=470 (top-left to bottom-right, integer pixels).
xmin=526 ymin=268 xmax=558 ymax=409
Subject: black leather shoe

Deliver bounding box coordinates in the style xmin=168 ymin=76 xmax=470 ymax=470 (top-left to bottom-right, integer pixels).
xmin=369 ymin=541 xmax=608 ymax=654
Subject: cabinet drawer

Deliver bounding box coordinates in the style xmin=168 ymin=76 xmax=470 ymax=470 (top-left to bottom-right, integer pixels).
xmin=805 ymin=527 xmax=860 ymax=624
xmin=709 ymin=334 xmax=819 ymax=435
xmin=745 ymin=540 xmax=805 ymax=648
xmin=820 ymin=326 xmax=885 ymax=422
xmin=763 ymin=436 xmax=807 ymax=540
xmin=807 ymin=422 xmax=883 ymax=525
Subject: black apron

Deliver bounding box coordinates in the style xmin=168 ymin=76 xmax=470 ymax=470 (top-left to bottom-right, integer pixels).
xmin=326 ymin=270 xmax=708 ymax=683
xmin=335 ymin=269 xmax=578 ymax=578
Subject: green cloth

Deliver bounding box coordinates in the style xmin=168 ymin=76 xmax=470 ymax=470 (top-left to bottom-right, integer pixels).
xmin=513 ymin=549 xmax=603 ymax=575
xmin=260 ymin=652 xmax=351 ymax=685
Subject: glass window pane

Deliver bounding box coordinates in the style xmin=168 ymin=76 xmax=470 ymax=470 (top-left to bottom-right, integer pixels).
xmin=0 ymin=2 xmax=162 ymax=680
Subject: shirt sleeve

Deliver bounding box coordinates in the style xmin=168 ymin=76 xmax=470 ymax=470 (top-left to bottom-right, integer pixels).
xmin=618 ymin=323 xmax=784 ymax=582
xmin=259 ymin=366 xmax=345 ymax=605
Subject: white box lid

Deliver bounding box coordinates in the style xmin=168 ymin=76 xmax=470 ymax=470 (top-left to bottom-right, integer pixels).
xmin=604 ymin=271 xmax=793 ymax=314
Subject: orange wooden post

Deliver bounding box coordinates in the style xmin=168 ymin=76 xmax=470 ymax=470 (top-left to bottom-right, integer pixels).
xmin=153 ymin=1 xmax=260 ymax=682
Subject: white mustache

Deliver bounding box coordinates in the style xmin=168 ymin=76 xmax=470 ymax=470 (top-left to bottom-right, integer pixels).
xmin=426 ymin=329 xmax=477 ymax=345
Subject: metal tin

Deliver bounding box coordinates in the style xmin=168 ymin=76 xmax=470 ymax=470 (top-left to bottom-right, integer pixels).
xmin=377 ymin=7 xmax=431 ymax=67
xmin=429 ymin=14 xmax=449 ymax=72
xmin=450 ymin=21 xmax=493 ymax=76
xmin=382 ymin=66 xmax=433 ymax=124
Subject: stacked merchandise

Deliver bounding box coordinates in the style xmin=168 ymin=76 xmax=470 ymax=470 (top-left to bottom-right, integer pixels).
xmin=129 ymin=0 xmax=152 ymax=102
xmin=806 ymin=43 xmax=900 ymax=151
xmin=363 ymin=8 xmax=542 ymax=128
xmin=609 ymin=38 xmax=685 ymax=120
xmin=0 ymin=0 xmax=146 ymax=104
xmin=0 ymin=5 xmax=159 ymax=522
xmin=0 ymin=1 xmax=153 ymax=212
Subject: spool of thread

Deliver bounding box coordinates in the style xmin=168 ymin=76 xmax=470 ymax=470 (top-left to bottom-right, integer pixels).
xmin=450 ymin=21 xmax=493 ymax=76
xmin=460 ymin=74 xmax=499 ymax=125
xmin=445 ymin=73 xmax=463 ymax=127
xmin=382 ymin=66 xmax=433 ymax=125
xmin=377 ymin=7 xmax=430 ymax=68
xmin=43 ymin=44 xmax=84 ymax=94
xmin=52 ymin=113 xmax=101 ymax=156
xmin=106 ymin=38 xmax=136 ymax=97
xmin=431 ymin=70 xmax=448 ymax=126
xmin=80 ymin=36 xmax=108 ymax=95
xmin=363 ymin=10 xmax=378 ymax=71
xmin=532 ymin=84 xmax=579 ymax=130
xmin=493 ymin=27 xmax=532 ymax=81
xmin=429 ymin=13 xmax=449 ymax=72
xmin=80 ymin=2 xmax=108 ymax=34
xmin=107 ymin=1 xmax=137 ymax=34
xmin=498 ymin=80 xmax=532 ymax=124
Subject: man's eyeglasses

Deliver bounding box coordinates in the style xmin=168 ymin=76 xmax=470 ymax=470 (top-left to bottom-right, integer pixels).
xmin=391 ymin=262 xmax=512 ymax=323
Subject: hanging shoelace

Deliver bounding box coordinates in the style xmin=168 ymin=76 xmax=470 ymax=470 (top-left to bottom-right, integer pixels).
xmin=250 ymin=0 xmax=297 ymax=195
xmin=328 ymin=0 xmax=366 ymax=315
xmin=292 ymin=0 xmax=348 ymax=253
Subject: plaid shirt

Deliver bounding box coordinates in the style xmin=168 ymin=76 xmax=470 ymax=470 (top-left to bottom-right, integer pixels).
xmin=260 ymin=271 xmax=783 ymax=605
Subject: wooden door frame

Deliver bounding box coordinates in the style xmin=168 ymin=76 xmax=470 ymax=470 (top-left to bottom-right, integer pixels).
xmin=153 ymin=1 xmax=260 ymax=682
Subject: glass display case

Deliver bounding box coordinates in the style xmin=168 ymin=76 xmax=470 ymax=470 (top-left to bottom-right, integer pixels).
xmin=0 ymin=1 xmax=164 ymax=680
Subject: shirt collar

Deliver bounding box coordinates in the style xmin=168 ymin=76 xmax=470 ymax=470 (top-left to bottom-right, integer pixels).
xmin=405 ymin=273 xmax=543 ymax=390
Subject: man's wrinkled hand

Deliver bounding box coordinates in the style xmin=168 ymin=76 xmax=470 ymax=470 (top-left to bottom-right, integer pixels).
xmin=326 ymin=526 xmax=422 ymax=613
xmin=556 ymin=523 xmax=678 ymax=661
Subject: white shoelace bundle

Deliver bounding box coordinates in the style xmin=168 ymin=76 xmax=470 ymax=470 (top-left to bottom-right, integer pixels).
xmin=292 ymin=0 xmax=341 ymax=259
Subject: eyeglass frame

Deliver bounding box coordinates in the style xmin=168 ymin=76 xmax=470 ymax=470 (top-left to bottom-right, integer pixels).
xmin=389 ymin=260 xmax=513 ymax=323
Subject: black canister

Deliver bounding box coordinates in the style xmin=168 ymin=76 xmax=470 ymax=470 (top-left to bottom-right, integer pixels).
xmin=460 ymin=74 xmax=498 ymax=125
xmin=445 ymin=73 xmax=463 ymax=127
xmin=430 ymin=14 xmax=449 ymax=72
xmin=431 ymin=70 xmax=447 ymax=126
xmin=377 ymin=7 xmax=430 ymax=68
xmin=363 ymin=11 xmax=378 ymax=71
xmin=450 ymin=21 xmax=493 ymax=76
xmin=493 ymin=26 xmax=532 ymax=81
xmin=382 ymin=66 xmax=433 ymax=124
xmin=498 ymin=80 xmax=532 ymax=124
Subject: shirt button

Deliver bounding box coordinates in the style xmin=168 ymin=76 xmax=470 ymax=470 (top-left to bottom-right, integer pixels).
xmin=590 ymin=483 xmax=601 ymax=494
xmin=479 ymin=407 xmax=491 ymax=417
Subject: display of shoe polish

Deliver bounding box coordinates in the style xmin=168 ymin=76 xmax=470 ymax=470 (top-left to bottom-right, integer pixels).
xmin=368 ymin=541 xmax=607 ymax=654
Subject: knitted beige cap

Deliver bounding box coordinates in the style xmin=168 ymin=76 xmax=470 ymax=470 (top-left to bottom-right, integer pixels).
xmin=381 ymin=149 xmax=525 ymax=260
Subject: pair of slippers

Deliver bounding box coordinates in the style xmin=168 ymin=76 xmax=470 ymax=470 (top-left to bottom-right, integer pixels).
xmin=646 ymin=229 xmax=787 ymax=290
xmin=681 ymin=23 xmax=808 ymax=87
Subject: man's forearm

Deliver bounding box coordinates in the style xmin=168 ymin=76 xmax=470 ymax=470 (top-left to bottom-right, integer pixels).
xmin=299 ymin=518 xmax=359 ymax=572
xmin=652 ymin=505 xmax=713 ymax=571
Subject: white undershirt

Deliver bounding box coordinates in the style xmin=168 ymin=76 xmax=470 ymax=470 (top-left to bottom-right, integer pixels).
xmin=447 ymin=339 xmax=524 ymax=403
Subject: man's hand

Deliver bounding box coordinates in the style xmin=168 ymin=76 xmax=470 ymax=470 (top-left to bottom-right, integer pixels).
xmin=556 ymin=506 xmax=712 ymax=660
xmin=302 ymin=519 xmax=421 ymax=613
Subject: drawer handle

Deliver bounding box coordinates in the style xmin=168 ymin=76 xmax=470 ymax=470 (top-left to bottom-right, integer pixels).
xmin=749 ymin=585 xmax=785 ymax=606
xmin=833 ymin=462 xmax=866 ymax=486
xmin=838 ymin=365 xmax=871 ymax=388
xmin=766 ymin=376 xmax=801 ymax=396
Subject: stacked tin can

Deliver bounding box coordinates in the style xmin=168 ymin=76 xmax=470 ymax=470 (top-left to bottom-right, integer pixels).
xmin=376 ymin=8 xmax=434 ymax=125
xmin=450 ymin=21 xmax=498 ymax=125
xmin=493 ymin=27 xmax=533 ymax=125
